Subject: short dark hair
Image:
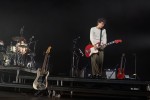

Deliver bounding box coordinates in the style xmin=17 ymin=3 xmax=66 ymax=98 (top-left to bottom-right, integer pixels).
xmin=97 ymin=18 xmax=106 ymax=24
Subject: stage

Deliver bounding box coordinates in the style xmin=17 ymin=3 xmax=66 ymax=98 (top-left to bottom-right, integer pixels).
xmin=0 ymin=65 xmax=150 ymax=99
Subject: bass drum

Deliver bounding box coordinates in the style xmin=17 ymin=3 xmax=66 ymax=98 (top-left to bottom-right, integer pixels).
xmin=0 ymin=52 xmax=10 ymax=66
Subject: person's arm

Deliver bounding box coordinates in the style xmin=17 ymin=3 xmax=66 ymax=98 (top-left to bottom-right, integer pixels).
xmin=90 ymin=28 xmax=97 ymax=49
xmin=90 ymin=28 xmax=94 ymax=45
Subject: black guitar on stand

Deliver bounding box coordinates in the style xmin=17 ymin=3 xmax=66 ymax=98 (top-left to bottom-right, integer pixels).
xmin=33 ymin=46 xmax=51 ymax=90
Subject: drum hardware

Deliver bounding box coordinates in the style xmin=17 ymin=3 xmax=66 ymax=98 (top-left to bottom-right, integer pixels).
xmin=6 ymin=45 xmax=16 ymax=53
xmin=25 ymin=36 xmax=37 ymax=69
xmin=18 ymin=45 xmax=28 ymax=48
xmin=0 ymin=31 xmax=37 ymax=68
xmin=0 ymin=26 xmax=37 ymax=68
xmin=14 ymin=52 xmax=25 ymax=66
xmin=0 ymin=52 xmax=11 ymax=66
xmin=28 ymin=52 xmax=36 ymax=56
xmin=26 ymin=53 xmax=36 ymax=69
xmin=16 ymin=39 xmax=28 ymax=55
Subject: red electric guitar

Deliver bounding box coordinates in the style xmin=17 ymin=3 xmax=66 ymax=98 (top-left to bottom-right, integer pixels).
xmin=84 ymin=39 xmax=122 ymax=58
xmin=117 ymin=53 xmax=125 ymax=79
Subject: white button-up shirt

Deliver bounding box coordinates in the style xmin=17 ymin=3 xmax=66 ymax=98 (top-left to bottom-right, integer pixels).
xmin=90 ymin=27 xmax=107 ymax=45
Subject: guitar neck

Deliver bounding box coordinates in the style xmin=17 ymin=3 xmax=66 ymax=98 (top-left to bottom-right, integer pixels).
xmin=97 ymin=41 xmax=115 ymax=48
xmin=120 ymin=54 xmax=125 ymax=69
xmin=42 ymin=53 xmax=49 ymax=72
xmin=105 ymin=41 xmax=115 ymax=46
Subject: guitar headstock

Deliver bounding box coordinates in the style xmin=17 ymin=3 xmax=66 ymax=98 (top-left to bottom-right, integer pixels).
xmin=114 ymin=39 xmax=122 ymax=44
xmin=46 ymin=46 xmax=52 ymax=54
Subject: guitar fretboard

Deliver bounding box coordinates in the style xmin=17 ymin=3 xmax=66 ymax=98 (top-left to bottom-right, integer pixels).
xmin=106 ymin=41 xmax=115 ymax=46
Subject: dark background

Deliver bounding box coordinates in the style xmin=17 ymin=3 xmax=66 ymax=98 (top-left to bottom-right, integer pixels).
xmin=0 ymin=0 xmax=150 ymax=80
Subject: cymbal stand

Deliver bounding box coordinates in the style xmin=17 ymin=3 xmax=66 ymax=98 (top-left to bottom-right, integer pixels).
xmin=13 ymin=41 xmax=19 ymax=66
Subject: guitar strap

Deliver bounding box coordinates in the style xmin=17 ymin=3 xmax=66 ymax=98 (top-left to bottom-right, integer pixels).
xmin=99 ymin=28 xmax=103 ymax=51
xmin=99 ymin=29 xmax=102 ymax=46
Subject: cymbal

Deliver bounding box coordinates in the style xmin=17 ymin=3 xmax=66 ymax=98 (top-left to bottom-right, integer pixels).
xmin=12 ymin=36 xmax=25 ymax=41
xmin=18 ymin=45 xmax=28 ymax=48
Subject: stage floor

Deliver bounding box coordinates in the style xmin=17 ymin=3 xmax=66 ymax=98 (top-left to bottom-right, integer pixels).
xmin=0 ymin=65 xmax=150 ymax=100
xmin=0 ymin=91 xmax=146 ymax=100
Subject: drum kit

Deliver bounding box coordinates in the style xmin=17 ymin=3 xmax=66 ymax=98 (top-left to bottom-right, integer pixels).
xmin=0 ymin=36 xmax=36 ymax=69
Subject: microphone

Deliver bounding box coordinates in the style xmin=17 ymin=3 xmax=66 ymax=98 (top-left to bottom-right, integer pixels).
xmin=79 ymin=48 xmax=84 ymax=56
xmin=73 ymin=36 xmax=80 ymax=42
xmin=75 ymin=36 xmax=80 ymax=40
xmin=30 ymin=36 xmax=34 ymax=40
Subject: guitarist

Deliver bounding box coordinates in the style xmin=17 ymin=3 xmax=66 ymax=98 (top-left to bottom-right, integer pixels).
xmin=90 ymin=18 xmax=107 ymax=78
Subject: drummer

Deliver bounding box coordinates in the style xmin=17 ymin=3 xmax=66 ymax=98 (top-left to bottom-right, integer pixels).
xmin=16 ymin=38 xmax=28 ymax=55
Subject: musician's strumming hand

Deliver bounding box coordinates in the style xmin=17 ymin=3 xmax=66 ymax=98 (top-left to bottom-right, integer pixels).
xmin=94 ymin=44 xmax=97 ymax=50
xmin=100 ymin=44 xmax=106 ymax=50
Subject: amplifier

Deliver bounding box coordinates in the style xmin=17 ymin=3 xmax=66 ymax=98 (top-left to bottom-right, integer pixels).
xmin=105 ymin=69 xmax=116 ymax=79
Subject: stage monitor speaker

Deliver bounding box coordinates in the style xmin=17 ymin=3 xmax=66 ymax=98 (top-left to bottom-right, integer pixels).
xmin=105 ymin=69 xmax=116 ymax=79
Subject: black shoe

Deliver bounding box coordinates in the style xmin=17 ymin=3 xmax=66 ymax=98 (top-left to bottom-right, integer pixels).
xmin=87 ymin=74 xmax=93 ymax=78
xmin=92 ymin=75 xmax=96 ymax=79
xmin=96 ymin=74 xmax=102 ymax=79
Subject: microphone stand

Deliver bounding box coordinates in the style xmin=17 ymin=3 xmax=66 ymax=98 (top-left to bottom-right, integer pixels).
xmin=26 ymin=39 xmax=37 ymax=69
xmin=71 ymin=39 xmax=80 ymax=77
xmin=71 ymin=41 xmax=77 ymax=77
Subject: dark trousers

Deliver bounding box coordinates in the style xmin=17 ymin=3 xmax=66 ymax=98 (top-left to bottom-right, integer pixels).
xmin=91 ymin=51 xmax=104 ymax=76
